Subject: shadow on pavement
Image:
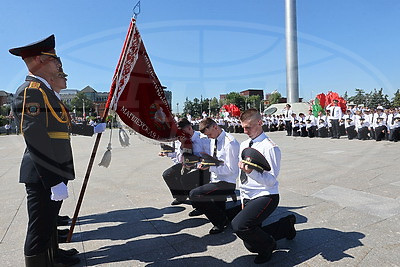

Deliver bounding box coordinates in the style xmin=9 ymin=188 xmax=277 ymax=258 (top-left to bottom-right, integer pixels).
xmin=69 ymin=205 xmax=364 ymax=266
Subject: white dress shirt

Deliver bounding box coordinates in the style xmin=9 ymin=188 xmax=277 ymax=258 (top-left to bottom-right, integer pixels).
xmin=239 ymin=132 xmax=281 ymax=200
xmin=209 ymin=130 xmax=239 ymax=184
xmin=171 ymin=131 xmax=210 ymax=164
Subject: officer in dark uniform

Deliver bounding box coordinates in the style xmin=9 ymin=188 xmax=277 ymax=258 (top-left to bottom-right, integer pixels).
xmin=10 ymin=35 xmax=106 ymax=266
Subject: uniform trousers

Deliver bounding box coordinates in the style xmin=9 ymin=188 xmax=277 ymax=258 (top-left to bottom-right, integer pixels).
xmin=357 ymin=127 xmax=369 ymax=140
xmin=370 ymin=128 xmax=376 ymax=140
xmin=331 ymin=119 xmax=340 ymax=138
xmin=162 ymin=163 xmax=210 ymax=200
xmin=285 ymin=121 xmax=292 ymax=136
xmin=317 ymin=127 xmax=328 ymax=137
xmin=300 ymin=126 xmax=308 ymax=137
xmin=292 ymin=126 xmax=300 ymax=136
xmin=307 ymin=126 xmax=317 ymax=138
xmin=346 ymin=125 xmax=357 ymax=140
xmin=189 ymin=181 xmax=236 ymax=226
xmin=231 ymin=195 xmax=279 ymax=254
xmin=375 ymin=125 xmax=387 ymax=141
xmin=389 ymin=127 xmax=400 ymax=141
xmin=24 ymin=183 xmax=61 ymax=256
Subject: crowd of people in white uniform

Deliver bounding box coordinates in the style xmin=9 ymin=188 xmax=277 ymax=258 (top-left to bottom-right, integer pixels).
xmin=179 ymin=102 xmax=400 ymax=142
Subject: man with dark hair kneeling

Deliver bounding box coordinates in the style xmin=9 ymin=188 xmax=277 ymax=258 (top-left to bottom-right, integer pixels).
xmin=189 ymin=118 xmax=239 ymax=234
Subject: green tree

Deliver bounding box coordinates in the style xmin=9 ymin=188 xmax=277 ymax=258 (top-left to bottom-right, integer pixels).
xmin=348 ymin=88 xmax=366 ymax=106
xmin=192 ymin=97 xmax=201 ymax=118
xmin=248 ymin=95 xmax=261 ymax=110
xmin=70 ymin=92 xmax=94 ymax=117
xmin=392 ymin=89 xmax=400 ymax=107
xmin=267 ymin=91 xmax=281 ymax=106
xmin=209 ymin=97 xmax=219 ymax=116
xmin=343 ymin=91 xmax=348 ymax=101
xmin=0 ymin=104 xmax=11 ymax=116
xmin=225 ymin=92 xmax=245 ymax=110
xmin=391 ymin=89 xmax=400 ymax=107
xmin=183 ymin=97 xmax=193 ymax=116
xmin=366 ymin=88 xmax=390 ymax=108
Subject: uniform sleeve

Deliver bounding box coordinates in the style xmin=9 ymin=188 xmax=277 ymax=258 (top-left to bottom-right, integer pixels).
xmin=70 ymin=123 xmax=94 ymax=136
xmin=247 ymin=146 xmax=281 ymax=187
xmin=174 ymin=140 xmax=183 ymax=163
xmin=15 ymin=88 xmax=64 ymax=188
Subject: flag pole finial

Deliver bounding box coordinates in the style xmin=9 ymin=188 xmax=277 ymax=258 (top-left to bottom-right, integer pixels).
xmin=133 ymin=1 xmax=141 ymax=19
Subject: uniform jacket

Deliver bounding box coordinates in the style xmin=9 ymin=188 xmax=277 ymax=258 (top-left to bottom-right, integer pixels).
xmin=12 ymin=76 xmax=94 ymax=188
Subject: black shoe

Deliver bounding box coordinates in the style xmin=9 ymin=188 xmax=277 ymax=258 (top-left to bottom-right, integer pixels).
xmin=58 ymin=215 xmax=71 ymax=221
xmin=254 ymin=251 xmax=273 ymax=264
xmin=171 ymin=199 xmax=185 ymax=205
xmin=189 ymin=209 xmax=203 ymax=217
xmin=253 ymin=238 xmax=276 ymax=264
xmin=57 ymin=217 xmax=70 ymax=227
xmin=58 ymin=229 xmax=70 ymax=236
xmin=57 ymin=248 xmax=79 ymax=257
xmin=54 ymin=253 xmax=80 ymax=267
xmin=58 ymin=233 xmax=68 ymax=243
xmin=209 ymin=218 xmax=229 ymax=234
xmin=286 ymin=214 xmax=297 ymax=240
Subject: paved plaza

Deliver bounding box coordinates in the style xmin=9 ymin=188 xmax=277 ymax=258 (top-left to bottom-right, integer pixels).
xmin=1 ymin=130 xmax=400 ymax=266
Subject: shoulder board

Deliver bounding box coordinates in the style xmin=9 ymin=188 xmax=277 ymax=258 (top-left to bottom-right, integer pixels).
xmin=28 ymin=81 xmax=41 ymax=89
xmin=225 ymin=133 xmax=233 ymax=142
xmin=265 ymin=137 xmax=278 ymax=147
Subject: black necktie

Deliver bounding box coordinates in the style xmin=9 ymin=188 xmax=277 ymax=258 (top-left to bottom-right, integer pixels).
xmin=213 ymin=139 xmax=218 ymax=158
xmin=240 ymin=140 xmax=253 ymax=184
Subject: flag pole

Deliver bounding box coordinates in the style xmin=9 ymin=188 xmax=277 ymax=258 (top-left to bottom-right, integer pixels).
xmin=66 ymin=19 xmax=136 ymax=242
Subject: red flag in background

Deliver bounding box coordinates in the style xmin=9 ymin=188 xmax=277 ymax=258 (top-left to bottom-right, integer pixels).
xmin=221 ymin=104 xmax=240 ymax=117
xmin=326 ymin=91 xmax=347 ymax=112
xmin=107 ymin=19 xmax=179 ymax=141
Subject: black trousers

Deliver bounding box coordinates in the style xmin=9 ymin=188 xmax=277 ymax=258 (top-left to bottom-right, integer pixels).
xmin=357 ymin=127 xmax=369 ymax=140
xmin=331 ymin=119 xmax=340 ymax=138
xmin=231 ymin=195 xmax=279 ymax=254
xmin=370 ymin=128 xmax=376 ymax=140
xmin=317 ymin=127 xmax=328 ymax=137
xmin=285 ymin=121 xmax=292 ymax=136
xmin=162 ymin=163 xmax=210 ymax=200
xmin=346 ymin=125 xmax=357 ymax=139
xmin=389 ymin=127 xmax=400 ymax=141
xmin=375 ymin=125 xmax=387 ymax=141
xmin=189 ymin=181 xmax=236 ymax=226
xmin=292 ymin=126 xmax=300 ymax=136
xmin=307 ymin=126 xmax=317 ymax=138
xmin=300 ymin=126 xmax=308 ymax=137
xmin=24 ymin=183 xmax=61 ymax=256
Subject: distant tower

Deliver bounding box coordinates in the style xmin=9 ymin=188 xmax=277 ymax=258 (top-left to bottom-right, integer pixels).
xmin=285 ymin=0 xmax=299 ymax=103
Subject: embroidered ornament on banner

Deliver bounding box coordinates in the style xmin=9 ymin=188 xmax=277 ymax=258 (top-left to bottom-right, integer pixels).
xmin=109 ymin=19 xmax=179 ymax=141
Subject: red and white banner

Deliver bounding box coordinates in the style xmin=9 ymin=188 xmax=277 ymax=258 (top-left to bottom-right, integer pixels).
xmin=106 ymin=19 xmax=179 ymax=141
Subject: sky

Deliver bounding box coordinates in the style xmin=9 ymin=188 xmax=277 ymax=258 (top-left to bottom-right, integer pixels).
xmin=1 ymin=0 xmax=399 ymax=113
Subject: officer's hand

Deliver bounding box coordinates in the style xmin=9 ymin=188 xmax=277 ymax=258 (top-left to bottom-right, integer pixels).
xmin=197 ymin=163 xmax=209 ymax=170
xmin=50 ymin=182 xmax=68 ymax=201
xmin=94 ymin=123 xmax=107 ymax=133
xmin=238 ymin=161 xmax=253 ymax=174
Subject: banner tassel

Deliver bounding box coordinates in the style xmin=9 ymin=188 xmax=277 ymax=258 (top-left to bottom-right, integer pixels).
xmin=119 ymin=128 xmax=130 ymax=147
xmin=98 ymin=143 xmax=112 ymax=168
xmin=99 ymin=120 xmax=113 ymax=168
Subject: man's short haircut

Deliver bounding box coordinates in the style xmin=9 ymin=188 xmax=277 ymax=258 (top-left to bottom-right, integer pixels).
xmin=177 ymin=118 xmax=191 ymax=129
xmin=240 ymin=108 xmax=262 ymax=122
xmin=199 ymin=118 xmax=217 ymax=133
